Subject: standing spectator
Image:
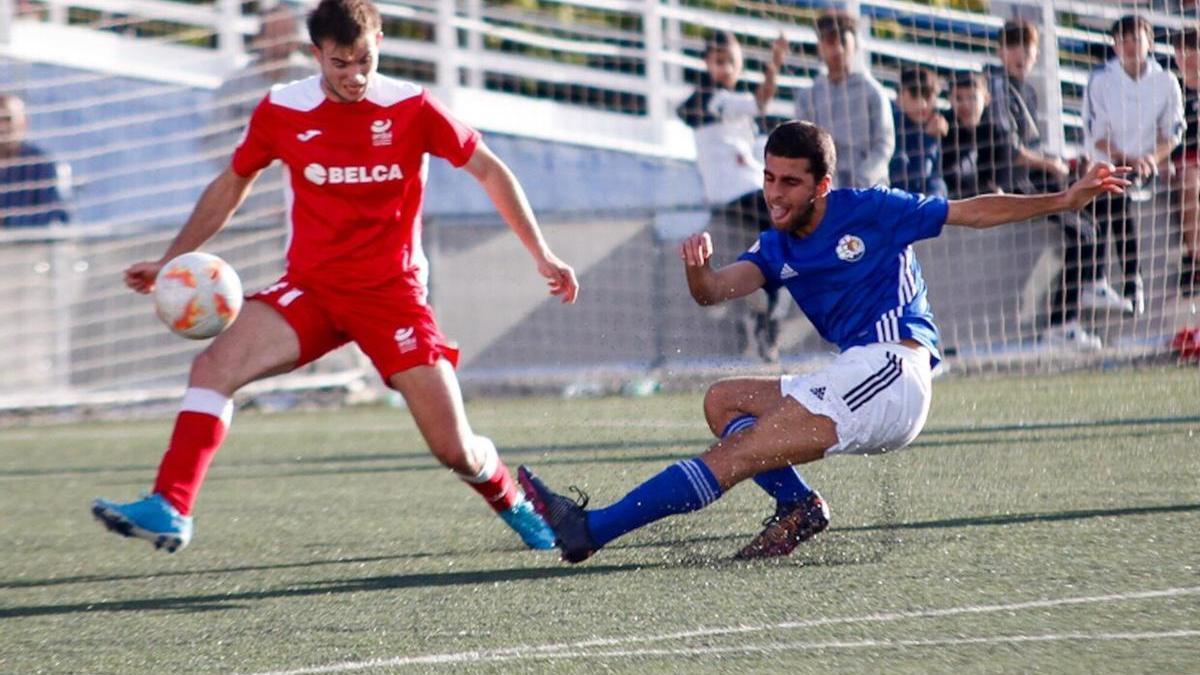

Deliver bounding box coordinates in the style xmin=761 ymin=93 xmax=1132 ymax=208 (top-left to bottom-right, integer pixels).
xmin=209 ymin=3 xmax=313 ymax=159
xmin=206 ymin=3 xmax=314 ymax=227
xmin=942 ymin=71 xmax=1015 ymax=199
xmin=889 ymin=67 xmax=947 ymax=196
xmin=0 ymin=93 xmax=71 ymax=228
xmin=794 ymin=11 xmax=894 ymax=188
xmin=984 ymin=20 xmax=1070 ymax=193
xmin=1083 ymin=14 xmax=1185 ymax=315
xmin=986 ymin=19 xmax=1119 ymax=346
xmin=677 ymin=30 xmax=787 ymax=362
xmin=1171 ymin=27 xmax=1199 ymax=296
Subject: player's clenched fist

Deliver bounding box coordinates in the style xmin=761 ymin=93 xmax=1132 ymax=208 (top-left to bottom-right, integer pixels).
xmin=679 ymin=232 xmax=714 ymax=267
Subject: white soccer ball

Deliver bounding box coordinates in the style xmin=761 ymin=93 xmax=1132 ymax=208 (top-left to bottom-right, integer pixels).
xmin=153 ymin=252 xmax=244 ymax=339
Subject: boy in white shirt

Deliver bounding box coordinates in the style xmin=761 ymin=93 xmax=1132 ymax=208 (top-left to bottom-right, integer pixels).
xmin=1082 ymin=14 xmax=1185 ymax=314
xmin=678 ymin=30 xmax=786 ymax=361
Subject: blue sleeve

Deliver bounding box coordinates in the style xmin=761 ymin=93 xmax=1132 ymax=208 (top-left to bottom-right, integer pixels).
xmin=736 ymin=237 xmax=782 ymax=292
xmin=881 ymin=188 xmax=948 ymax=246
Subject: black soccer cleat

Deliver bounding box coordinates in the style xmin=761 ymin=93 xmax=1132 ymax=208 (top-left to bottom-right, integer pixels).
xmin=517 ymin=465 xmax=597 ymax=563
xmin=734 ymin=491 xmax=830 ymax=560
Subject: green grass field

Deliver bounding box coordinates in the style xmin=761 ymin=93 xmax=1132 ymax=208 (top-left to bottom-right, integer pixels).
xmin=2 ymin=367 xmax=1198 ymax=674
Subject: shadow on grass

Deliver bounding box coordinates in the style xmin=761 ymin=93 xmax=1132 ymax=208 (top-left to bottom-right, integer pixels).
xmin=0 ymin=563 xmax=651 ymax=619
xmin=7 ymin=413 xmax=1198 ymax=480
xmin=605 ymin=501 xmax=1200 ymax=567
xmin=840 ymin=501 xmax=1200 ymax=533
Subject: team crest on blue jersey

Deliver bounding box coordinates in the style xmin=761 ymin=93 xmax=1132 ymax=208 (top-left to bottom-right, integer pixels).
xmin=836 ymin=234 xmax=866 ymax=262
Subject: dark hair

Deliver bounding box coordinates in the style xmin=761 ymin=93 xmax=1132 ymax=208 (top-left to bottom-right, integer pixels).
xmin=307 ymin=0 xmax=381 ymax=47
xmin=950 ymin=70 xmax=984 ymax=91
xmin=900 ymin=66 xmax=940 ymax=98
xmin=703 ymin=30 xmax=738 ymax=56
xmin=815 ymin=11 xmax=857 ymax=43
xmin=998 ymin=19 xmax=1038 ymax=49
xmin=1170 ymin=27 xmax=1198 ymax=50
xmin=764 ymin=121 xmax=836 ymax=182
xmin=1110 ymin=14 xmax=1152 ymax=39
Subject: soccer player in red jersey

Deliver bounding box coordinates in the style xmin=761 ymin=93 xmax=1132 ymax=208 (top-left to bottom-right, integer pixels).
xmin=92 ymin=0 xmax=578 ymax=553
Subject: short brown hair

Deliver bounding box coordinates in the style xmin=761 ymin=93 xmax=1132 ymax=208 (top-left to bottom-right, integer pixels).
xmin=950 ymin=70 xmax=985 ymax=91
xmin=816 ymin=11 xmax=857 ymax=44
xmin=999 ymin=19 xmax=1038 ymax=49
xmin=765 ymin=120 xmax=836 ymax=182
xmin=1110 ymin=15 xmax=1152 ymax=40
xmin=307 ymin=0 xmax=381 ymax=46
xmin=1170 ymin=27 xmax=1198 ymax=51
xmin=900 ymin=66 xmax=940 ymax=99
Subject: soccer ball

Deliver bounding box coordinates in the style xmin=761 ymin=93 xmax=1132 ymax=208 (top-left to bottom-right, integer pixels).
xmin=153 ymin=252 xmax=244 ymax=339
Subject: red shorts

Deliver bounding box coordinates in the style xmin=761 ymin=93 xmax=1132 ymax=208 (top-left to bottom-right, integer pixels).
xmin=249 ymin=276 xmax=459 ymax=383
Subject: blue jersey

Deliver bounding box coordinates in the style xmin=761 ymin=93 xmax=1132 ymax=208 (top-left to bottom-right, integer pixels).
xmin=738 ymin=187 xmax=948 ymax=363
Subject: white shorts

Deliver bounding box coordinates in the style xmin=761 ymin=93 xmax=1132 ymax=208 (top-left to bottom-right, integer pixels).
xmin=780 ymin=343 xmax=933 ymax=456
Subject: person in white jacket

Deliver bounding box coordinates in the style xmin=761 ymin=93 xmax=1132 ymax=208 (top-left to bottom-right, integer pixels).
xmin=1082 ymin=14 xmax=1185 ymax=314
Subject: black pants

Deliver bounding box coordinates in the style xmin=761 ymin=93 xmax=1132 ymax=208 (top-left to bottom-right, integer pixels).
xmin=716 ymin=190 xmax=779 ymax=315
xmin=1047 ymin=180 xmax=1136 ymax=325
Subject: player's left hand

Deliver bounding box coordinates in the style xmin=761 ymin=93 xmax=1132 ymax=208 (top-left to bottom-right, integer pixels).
xmin=538 ymin=252 xmax=579 ymax=304
xmin=1065 ymin=162 xmax=1132 ymax=210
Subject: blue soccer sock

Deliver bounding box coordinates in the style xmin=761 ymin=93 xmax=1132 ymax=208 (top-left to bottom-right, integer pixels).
xmin=722 ymin=414 xmax=814 ymax=507
xmin=587 ymin=458 xmax=723 ymax=548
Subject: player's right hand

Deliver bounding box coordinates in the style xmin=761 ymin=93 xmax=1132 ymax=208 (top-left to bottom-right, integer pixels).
xmin=680 ymin=232 xmax=713 ymax=268
xmin=123 ymin=260 xmax=163 ymax=294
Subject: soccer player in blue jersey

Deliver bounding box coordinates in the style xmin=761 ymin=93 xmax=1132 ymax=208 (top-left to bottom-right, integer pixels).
xmin=519 ymin=120 xmax=1131 ymax=563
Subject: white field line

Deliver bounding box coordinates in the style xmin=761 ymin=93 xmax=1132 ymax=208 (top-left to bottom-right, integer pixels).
xmin=247 ymin=586 xmax=1200 ymax=674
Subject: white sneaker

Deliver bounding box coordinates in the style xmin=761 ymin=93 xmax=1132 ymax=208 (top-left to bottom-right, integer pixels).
xmin=1041 ymin=321 xmax=1103 ymax=352
xmin=1078 ymin=280 xmax=1134 ymax=314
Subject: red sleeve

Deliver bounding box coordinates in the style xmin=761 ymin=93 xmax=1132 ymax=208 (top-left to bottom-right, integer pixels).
xmin=230 ymin=95 xmax=278 ymax=177
xmin=420 ymin=91 xmax=481 ymax=167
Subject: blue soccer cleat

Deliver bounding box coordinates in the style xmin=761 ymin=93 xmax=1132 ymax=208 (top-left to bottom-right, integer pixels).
xmin=499 ymin=497 xmax=557 ymax=550
xmin=517 ymin=465 xmax=597 ymax=563
xmin=91 ymin=493 xmax=193 ymax=553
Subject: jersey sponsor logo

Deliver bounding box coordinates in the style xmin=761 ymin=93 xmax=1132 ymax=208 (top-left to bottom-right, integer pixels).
xmin=303 ymin=162 xmax=404 ymax=186
xmin=297 ymin=129 xmax=322 ymax=142
xmin=836 ymin=234 xmax=866 ymax=262
xmin=371 ymin=119 xmax=393 ymax=147
xmin=780 ymin=263 xmax=798 ymax=280
xmin=394 ymin=326 xmax=418 ymax=353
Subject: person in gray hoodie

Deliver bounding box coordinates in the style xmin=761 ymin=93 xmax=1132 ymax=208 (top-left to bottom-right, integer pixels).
xmin=794 ymin=12 xmax=893 ymax=188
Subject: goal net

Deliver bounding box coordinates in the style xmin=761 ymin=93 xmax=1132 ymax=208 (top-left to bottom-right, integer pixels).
xmin=1 ymin=0 xmax=1196 ymax=412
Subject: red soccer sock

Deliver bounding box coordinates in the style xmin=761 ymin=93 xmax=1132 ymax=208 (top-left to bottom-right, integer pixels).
xmin=152 ymin=389 xmax=233 ymax=515
xmin=461 ymin=437 xmax=520 ymax=512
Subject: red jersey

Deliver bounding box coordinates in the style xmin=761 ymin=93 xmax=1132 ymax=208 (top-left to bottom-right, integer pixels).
xmin=231 ymin=75 xmax=480 ymax=294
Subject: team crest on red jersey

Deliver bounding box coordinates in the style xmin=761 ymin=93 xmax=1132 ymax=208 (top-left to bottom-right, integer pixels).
xmin=371 ymin=119 xmax=393 ymax=147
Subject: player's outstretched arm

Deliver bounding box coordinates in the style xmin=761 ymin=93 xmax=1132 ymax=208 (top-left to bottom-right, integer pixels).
xmin=680 ymin=232 xmax=766 ymax=306
xmin=124 ymin=168 xmax=258 ymax=294
xmin=945 ymin=162 xmax=1130 ymax=230
xmin=463 ymin=142 xmax=579 ymax=304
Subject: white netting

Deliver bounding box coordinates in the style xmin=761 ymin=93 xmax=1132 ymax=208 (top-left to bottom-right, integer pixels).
xmin=0 ymin=0 xmax=1197 ymax=411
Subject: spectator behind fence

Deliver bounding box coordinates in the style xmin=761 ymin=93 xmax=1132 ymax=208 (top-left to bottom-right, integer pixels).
xmin=208 ymin=3 xmax=313 ymax=160
xmin=985 ymin=20 xmax=1115 ymax=348
xmin=793 ymin=11 xmax=893 ymax=188
xmin=1083 ymin=14 xmax=1184 ymax=315
xmin=0 ymin=93 xmax=71 ymax=228
xmin=942 ymin=71 xmax=1015 ymax=199
xmin=677 ymin=29 xmax=787 ymax=362
xmin=984 ymin=19 xmax=1071 ymax=192
xmin=204 ymin=3 xmax=313 ymax=228
xmin=1171 ymin=27 xmax=1199 ymax=296
xmin=889 ymin=67 xmax=947 ymax=196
